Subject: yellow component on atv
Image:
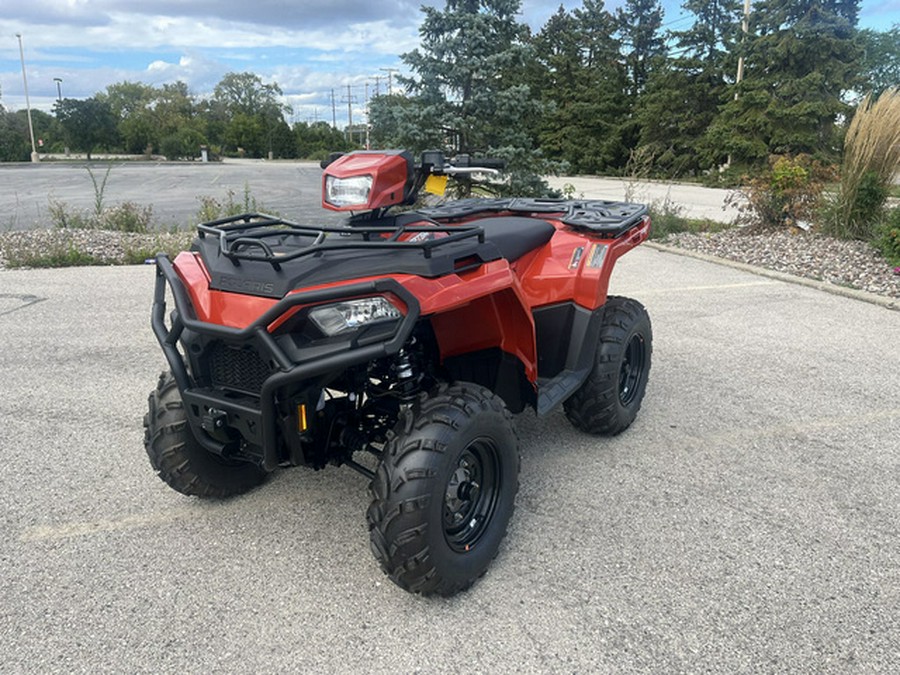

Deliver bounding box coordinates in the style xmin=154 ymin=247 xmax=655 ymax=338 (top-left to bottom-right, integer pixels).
xmin=424 ymin=174 xmax=449 ymax=196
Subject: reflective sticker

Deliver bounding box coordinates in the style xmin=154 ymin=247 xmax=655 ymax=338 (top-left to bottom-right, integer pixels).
xmin=587 ymin=243 xmax=608 ymax=268
xmin=569 ymin=246 xmax=585 ymax=269
xmin=424 ymin=174 xmax=449 ymax=196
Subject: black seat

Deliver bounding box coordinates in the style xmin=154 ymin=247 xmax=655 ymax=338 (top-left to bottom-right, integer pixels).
xmin=471 ymin=216 xmax=556 ymax=262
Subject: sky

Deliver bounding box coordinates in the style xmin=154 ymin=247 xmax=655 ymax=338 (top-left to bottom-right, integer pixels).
xmin=1 ymin=0 xmax=897 ymax=129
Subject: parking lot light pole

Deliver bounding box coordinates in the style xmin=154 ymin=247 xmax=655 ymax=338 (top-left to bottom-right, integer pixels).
xmin=16 ymin=33 xmax=40 ymax=163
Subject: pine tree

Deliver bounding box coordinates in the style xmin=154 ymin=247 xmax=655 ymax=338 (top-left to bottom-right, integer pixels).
xmin=369 ymin=0 xmax=555 ymax=195
xmin=616 ymin=0 xmax=667 ymax=98
xmin=634 ymin=0 xmax=742 ymax=176
xmin=704 ymin=0 xmax=862 ymax=167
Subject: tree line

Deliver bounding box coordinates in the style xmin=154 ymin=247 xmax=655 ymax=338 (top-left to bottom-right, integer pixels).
xmin=371 ymin=0 xmax=897 ymax=190
xmin=0 ymin=72 xmax=355 ymax=162
xmin=0 ymin=0 xmax=897 ymax=184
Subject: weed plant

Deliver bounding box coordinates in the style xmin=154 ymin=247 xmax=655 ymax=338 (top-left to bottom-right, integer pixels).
xmin=195 ymin=183 xmax=264 ymax=222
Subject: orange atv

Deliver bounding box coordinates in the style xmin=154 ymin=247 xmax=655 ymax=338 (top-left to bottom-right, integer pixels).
xmin=146 ymin=150 xmax=652 ymax=596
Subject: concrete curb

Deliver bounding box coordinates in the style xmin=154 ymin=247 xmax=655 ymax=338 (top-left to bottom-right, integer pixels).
xmin=645 ymin=241 xmax=900 ymax=312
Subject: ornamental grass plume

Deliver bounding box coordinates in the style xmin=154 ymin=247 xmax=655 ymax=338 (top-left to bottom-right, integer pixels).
xmin=825 ymin=87 xmax=900 ymax=239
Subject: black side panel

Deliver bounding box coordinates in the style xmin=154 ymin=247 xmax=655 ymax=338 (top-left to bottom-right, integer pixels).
xmin=534 ymin=303 xmax=606 ymax=416
xmin=443 ymin=348 xmax=533 ymax=413
xmin=533 ymin=303 xmax=576 ymax=378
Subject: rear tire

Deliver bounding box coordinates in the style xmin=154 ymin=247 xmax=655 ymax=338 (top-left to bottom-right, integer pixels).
xmin=143 ymin=371 xmax=267 ymax=498
xmin=367 ymin=383 xmax=520 ymax=596
xmin=564 ymin=296 xmax=652 ymax=436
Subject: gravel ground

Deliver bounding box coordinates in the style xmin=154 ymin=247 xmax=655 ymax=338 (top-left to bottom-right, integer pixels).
xmin=665 ymin=229 xmax=900 ymax=299
xmin=1 ymin=227 xmax=899 ymax=299
xmin=0 ymin=229 xmax=194 ymax=269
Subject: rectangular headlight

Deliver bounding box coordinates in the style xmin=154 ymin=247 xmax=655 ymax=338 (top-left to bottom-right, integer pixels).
xmin=324 ymin=175 xmax=373 ymax=208
xmin=308 ymin=297 xmax=402 ymax=336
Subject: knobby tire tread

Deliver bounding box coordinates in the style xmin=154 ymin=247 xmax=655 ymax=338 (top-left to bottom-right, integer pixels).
xmin=143 ymin=371 xmax=267 ymax=498
xmin=564 ymin=296 xmax=652 ymax=436
xmin=366 ymin=383 xmax=519 ymax=597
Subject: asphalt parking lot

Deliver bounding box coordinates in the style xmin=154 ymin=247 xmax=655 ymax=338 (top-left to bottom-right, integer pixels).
xmin=0 ymin=160 xmax=340 ymax=230
xmin=1 ymin=159 xmax=738 ymax=230
xmin=1 ymin=245 xmax=898 ymax=672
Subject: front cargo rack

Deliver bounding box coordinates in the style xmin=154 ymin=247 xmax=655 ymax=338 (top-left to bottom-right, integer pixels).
xmin=196 ymin=212 xmax=487 ymax=270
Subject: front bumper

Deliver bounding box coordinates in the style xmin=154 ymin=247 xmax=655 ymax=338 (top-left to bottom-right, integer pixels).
xmin=151 ymin=254 xmax=420 ymax=471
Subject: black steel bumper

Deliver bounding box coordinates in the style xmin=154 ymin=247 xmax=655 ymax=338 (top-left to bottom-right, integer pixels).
xmin=151 ymin=253 xmax=421 ymax=471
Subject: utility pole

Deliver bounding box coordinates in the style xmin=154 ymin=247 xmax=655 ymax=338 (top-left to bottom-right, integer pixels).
xmin=379 ymin=68 xmax=399 ymax=96
xmin=53 ymin=77 xmax=70 ymax=156
xmin=374 ymin=75 xmax=382 ymax=98
xmin=342 ymin=85 xmax=357 ymax=143
xmin=331 ymin=88 xmax=337 ymax=129
xmin=734 ymin=0 xmax=751 ymax=99
xmin=15 ymin=33 xmax=39 ymax=163
xmin=726 ymin=0 xmax=752 ymax=168
xmin=364 ymin=82 xmax=370 ymax=149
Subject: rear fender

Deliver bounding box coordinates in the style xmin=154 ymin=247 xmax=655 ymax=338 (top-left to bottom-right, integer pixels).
xmin=573 ymin=216 xmax=651 ymax=309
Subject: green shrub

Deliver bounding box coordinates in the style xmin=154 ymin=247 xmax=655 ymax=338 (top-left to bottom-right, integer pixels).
xmin=48 ymin=199 xmax=94 ymax=230
xmin=98 ymin=201 xmax=153 ymax=233
xmin=729 ymin=154 xmax=834 ymax=230
xmin=194 ymin=184 xmax=270 ymax=223
xmin=875 ymin=207 xmax=900 ymax=267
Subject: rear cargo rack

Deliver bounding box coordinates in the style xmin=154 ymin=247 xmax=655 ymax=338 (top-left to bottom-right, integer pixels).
xmin=197 ymin=212 xmax=486 ymax=270
xmin=418 ymin=198 xmax=648 ymax=237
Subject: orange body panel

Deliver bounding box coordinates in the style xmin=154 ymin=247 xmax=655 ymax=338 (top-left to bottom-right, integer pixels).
xmin=172 ymin=214 xmax=650 ymax=386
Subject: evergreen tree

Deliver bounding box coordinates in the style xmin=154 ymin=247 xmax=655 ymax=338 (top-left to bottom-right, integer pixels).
xmin=704 ymin=0 xmax=862 ymax=167
xmin=369 ymin=0 xmax=555 ymax=195
xmin=855 ymin=25 xmax=900 ymax=97
xmin=634 ymin=0 xmax=742 ymax=176
xmin=529 ymin=2 xmax=629 ymax=173
xmin=616 ymin=0 xmax=667 ymax=98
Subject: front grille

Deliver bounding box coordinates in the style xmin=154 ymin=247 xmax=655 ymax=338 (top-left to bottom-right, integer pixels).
xmin=208 ymin=343 xmax=272 ymax=394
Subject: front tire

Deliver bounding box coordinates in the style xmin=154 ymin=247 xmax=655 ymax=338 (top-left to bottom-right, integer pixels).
xmin=564 ymin=296 xmax=652 ymax=436
xmin=143 ymin=371 xmax=267 ymax=498
xmin=367 ymin=383 xmax=520 ymax=596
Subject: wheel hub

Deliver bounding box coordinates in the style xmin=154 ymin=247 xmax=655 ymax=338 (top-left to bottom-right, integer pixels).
xmin=442 ymin=443 xmax=500 ymax=552
xmin=619 ymin=334 xmax=645 ymax=405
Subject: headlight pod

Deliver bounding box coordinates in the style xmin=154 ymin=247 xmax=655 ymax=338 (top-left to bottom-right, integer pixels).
xmin=324 ymin=174 xmax=373 ymax=208
xmin=308 ymin=297 xmax=402 ymax=336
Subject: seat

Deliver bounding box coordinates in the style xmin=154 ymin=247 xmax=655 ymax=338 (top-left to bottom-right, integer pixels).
xmin=470 ymin=216 xmax=556 ymax=262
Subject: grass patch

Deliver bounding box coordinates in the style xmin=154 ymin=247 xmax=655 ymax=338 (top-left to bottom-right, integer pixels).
xmin=5 ymin=245 xmax=103 ymax=269
xmin=645 ymin=193 xmax=733 ymax=240
xmin=0 ymin=230 xmax=195 ymax=270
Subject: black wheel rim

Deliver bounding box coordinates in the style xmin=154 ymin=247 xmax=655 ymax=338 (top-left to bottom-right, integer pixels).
xmin=619 ymin=333 xmax=646 ymax=406
xmin=443 ymin=439 xmax=501 ymax=553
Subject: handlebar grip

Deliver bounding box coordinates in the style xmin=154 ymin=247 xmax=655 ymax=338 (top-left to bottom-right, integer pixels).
xmin=451 ymin=154 xmax=505 ymax=170
xmin=469 ymin=157 xmax=506 ymax=170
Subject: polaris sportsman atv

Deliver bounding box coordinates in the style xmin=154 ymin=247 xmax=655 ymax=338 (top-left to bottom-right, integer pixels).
xmin=145 ymin=150 xmax=653 ymax=596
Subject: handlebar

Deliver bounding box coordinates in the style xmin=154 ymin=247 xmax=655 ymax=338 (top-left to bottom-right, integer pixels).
xmin=451 ymin=154 xmax=506 ymax=170
xmin=420 ymin=150 xmax=506 ymax=174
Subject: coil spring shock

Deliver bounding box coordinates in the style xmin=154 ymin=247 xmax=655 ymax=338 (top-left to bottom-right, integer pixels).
xmin=395 ymin=345 xmax=420 ymax=402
